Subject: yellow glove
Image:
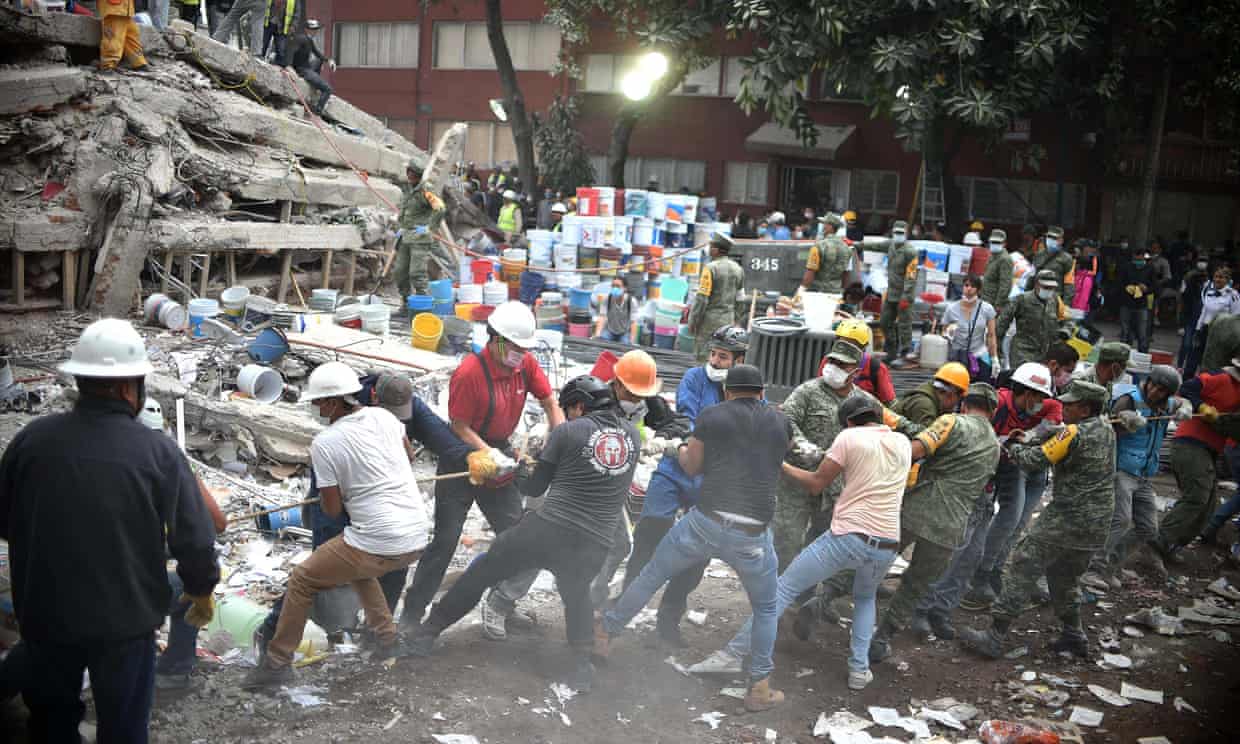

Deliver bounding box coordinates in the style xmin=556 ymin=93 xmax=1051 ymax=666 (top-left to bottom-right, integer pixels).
xmin=882 ymin=407 xmax=902 ymax=430
xmin=1133 ymin=286 xmax=1144 ymax=299
xmin=181 ymin=594 xmax=214 ymax=628
xmin=905 ymin=462 xmax=922 ymax=488
xmin=1125 ymin=284 xmax=1139 ymax=297
xmin=467 ymin=448 xmax=498 ymax=485
xmin=1198 ymin=404 xmax=1219 ymax=423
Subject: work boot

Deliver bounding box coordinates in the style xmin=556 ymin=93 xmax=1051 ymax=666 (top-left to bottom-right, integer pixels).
xmin=371 ymin=631 xmax=419 ymax=663
xmin=847 ymin=668 xmax=874 ymax=691
xmin=481 ymin=594 xmax=508 ymax=641
xmin=1128 ymin=543 xmax=1169 ymax=580
xmin=743 ymin=677 xmax=785 ymax=712
xmin=958 ymin=624 xmax=1005 ymax=660
xmin=406 ymin=627 xmax=438 ymax=658
xmin=1050 ymin=624 xmax=1090 ymax=659
xmin=927 ymin=610 xmax=956 ymax=640
xmin=252 ymin=624 xmax=273 ymax=660
xmin=591 ymin=618 xmax=611 ymax=662
xmin=154 ymin=672 xmax=194 ymax=691
xmin=654 ymin=611 xmax=688 ymax=649
xmin=868 ymin=619 xmax=897 ymax=664
xmin=1032 ymin=576 xmax=1051 ymax=605
xmin=568 ymin=656 xmax=595 ymax=694
xmin=687 ymin=648 xmax=743 ymax=675
xmin=959 ymin=580 xmax=996 ymax=612
xmin=910 ymin=613 xmax=934 ymax=641
xmin=243 ymin=659 xmax=294 ymax=689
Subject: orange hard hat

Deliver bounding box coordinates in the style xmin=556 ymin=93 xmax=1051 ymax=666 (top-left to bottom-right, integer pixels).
xmin=934 ymin=362 xmax=970 ymax=392
xmin=613 ymin=349 xmax=661 ymax=398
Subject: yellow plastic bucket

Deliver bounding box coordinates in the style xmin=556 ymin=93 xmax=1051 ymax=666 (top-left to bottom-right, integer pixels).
xmin=412 ymin=312 xmax=444 ymax=351
xmin=455 ymin=303 xmax=479 ymax=321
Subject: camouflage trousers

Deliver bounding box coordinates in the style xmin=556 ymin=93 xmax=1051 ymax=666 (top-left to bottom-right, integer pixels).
xmin=772 ymin=476 xmax=835 ymax=572
xmin=879 ymin=300 xmax=913 ymax=356
xmin=876 ymin=532 xmax=954 ymax=632
xmin=993 ymin=535 xmax=1091 ymax=628
xmin=394 ymin=239 xmax=432 ymax=300
xmin=1158 ymin=440 xmax=1218 ymax=551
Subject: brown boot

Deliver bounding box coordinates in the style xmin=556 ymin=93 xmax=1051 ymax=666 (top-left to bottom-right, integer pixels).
xmin=591 ymin=617 xmax=611 ymax=662
xmin=743 ymin=677 xmax=785 ymax=712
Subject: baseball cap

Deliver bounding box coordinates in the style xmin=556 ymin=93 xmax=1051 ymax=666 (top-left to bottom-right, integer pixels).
xmin=374 ymin=372 xmax=414 ymax=421
xmin=1058 ymin=379 xmax=1107 ymax=404
xmin=724 ymin=364 xmax=764 ymax=391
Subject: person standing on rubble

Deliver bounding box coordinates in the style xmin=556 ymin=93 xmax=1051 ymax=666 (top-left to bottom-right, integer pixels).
xmin=396 ymin=160 xmax=446 ymax=304
xmin=400 ymin=302 xmax=564 ymax=629
xmin=261 ymin=0 xmax=298 ymax=64
xmin=98 ymin=0 xmax=150 ymax=72
xmin=284 ymin=19 xmax=336 ymax=116
xmin=408 ymin=375 xmax=639 ymax=691
xmin=594 ymin=364 xmax=791 ymax=713
xmin=687 ymin=233 xmax=746 ymax=363
xmin=211 ymin=0 xmax=266 ymax=54
xmin=246 ymin=362 xmax=431 ymax=687
xmin=0 ymin=319 xmax=220 ymax=741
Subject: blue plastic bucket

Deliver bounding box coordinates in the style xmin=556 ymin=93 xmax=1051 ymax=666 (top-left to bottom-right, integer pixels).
xmin=432 ymin=299 xmax=455 ymax=317
xmin=407 ymin=295 xmax=434 ymax=312
xmin=569 ymin=287 xmax=592 ymax=310
xmin=256 ymin=503 xmax=303 ymax=531
xmin=248 ymin=327 xmax=289 ymax=363
xmin=429 ymin=279 xmax=455 ymax=301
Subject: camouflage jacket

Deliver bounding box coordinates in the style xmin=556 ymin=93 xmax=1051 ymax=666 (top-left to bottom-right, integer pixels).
xmin=689 ymin=256 xmax=744 ymax=333
xmin=398 ymin=182 xmax=445 ymax=238
xmin=806 ymin=235 xmax=851 ymax=294
xmin=777 ymin=379 xmax=881 ymax=508
xmin=980 ymin=250 xmax=1014 ymax=312
xmin=1009 ymin=414 xmax=1116 ymax=550
xmin=1030 ymin=250 xmax=1075 ymax=302
xmin=902 ymin=413 xmax=1001 ymax=548
xmin=995 ymin=291 xmax=1062 ymax=369
xmin=881 ymin=239 xmax=920 ymax=303
xmin=891 ymin=381 xmax=944 ymax=429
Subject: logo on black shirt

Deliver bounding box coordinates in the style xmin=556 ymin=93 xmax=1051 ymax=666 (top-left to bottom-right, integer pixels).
xmin=585 ymin=428 xmax=635 ymax=476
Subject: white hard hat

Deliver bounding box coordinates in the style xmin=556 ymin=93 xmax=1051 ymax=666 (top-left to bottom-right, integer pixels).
xmin=1011 ymin=362 xmax=1054 ymax=397
xmin=769 ymin=211 xmax=786 ymax=224
xmin=551 ymin=202 xmax=567 ymax=214
xmin=301 ymin=361 xmax=362 ymax=403
xmin=139 ymin=397 xmax=164 ymax=430
xmin=963 ymin=231 xmax=983 ymax=246
xmin=502 ymin=189 xmax=517 ymax=200
xmin=60 ymin=318 xmax=154 ymax=378
xmin=488 ymin=301 xmax=537 ymax=347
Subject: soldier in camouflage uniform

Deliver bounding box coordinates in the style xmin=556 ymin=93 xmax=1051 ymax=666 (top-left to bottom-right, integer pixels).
xmin=960 ymin=380 xmax=1116 ymax=660
xmin=980 ymin=229 xmax=1014 ymax=313
xmin=996 ymin=270 xmax=1065 ymax=370
xmin=877 ymin=220 xmax=919 ymax=368
xmin=866 ymin=383 xmax=1001 ymax=662
xmin=688 ymin=233 xmax=746 ymax=363
xmin=1073 ymin=341 xmax=1130 ymax=404
xmin=772 ymin=338 xmax=879 ymax=571
xmin=800 ymin=213 xmax=851 ymax=295
xmin=1025 ymin=226 xmax=1074 ymax=303
xmin=395 ymin=160 xmax=445 ymax=303
xmin=890 ymin=362 xmax=970 ymax=427
xmin=1200 ymin=313 xmax=1240 ymax=373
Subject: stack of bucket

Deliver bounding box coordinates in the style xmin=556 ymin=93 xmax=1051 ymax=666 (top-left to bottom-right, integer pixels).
xmin=430 ymin=279 xmax=455 ymax=317
xmin=334 ymin=304 xmax=362 ymax=329
xmin=567 ymin=287 xmax=592 ymax=337
xmin=220 ymin=286 xmax=250 ymax=325
xmin=527 ymin=230 xmax=556 ymax=287
xmin=309 ymin=289 xmax=337 ymax=312
xmin=652 ymin=300 xmax=683 ymax=349
xmin=501 ymin=248 xmax=526 ymax=292
xmin=598 ymin=246 xmax=622 ymax=278
xmin=407 ymin=295 xmax=433 ymax=315
xmin=482 ymin=280 xmax=508 ymax=306
xmin=519 ymin=271 xmax=546 ymax=305
xmin=470 ymin=258 xmax=495 ymax=284
xmin=144 ymin=293 xmax=188 ymax=330
xmin=536 ymin=291 xmax=565 ymax=332
xmin=359 ymin=303 xmax=391 ymax=336
xmin=187 ymin=298 xmax=220 ymax=338
xmin=411 ymin=312 xmax=444 ymax=351
xmin=456 ymin=282 xmax=483 ymax=321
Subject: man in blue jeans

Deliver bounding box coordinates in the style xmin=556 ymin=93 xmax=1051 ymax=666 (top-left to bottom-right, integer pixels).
xmin=593 ymin=364 xmax=790 ymax=712
xmin=691 ymin=395 xmax=910 ymax=691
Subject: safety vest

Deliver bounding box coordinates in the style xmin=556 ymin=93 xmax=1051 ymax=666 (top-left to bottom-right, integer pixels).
xmin=265 ymin=0 xmax=297 ymax=34
xmin=1112 ymin=384 xmax=1170 ymax=478
xmin=498 ymin=203 xmax=520 ymax=233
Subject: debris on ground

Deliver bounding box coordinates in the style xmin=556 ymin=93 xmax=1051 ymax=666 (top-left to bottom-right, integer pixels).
xmin=694 ymin=711 xmax=726 ymax=730
xmin=1119 ymin=682 xmax=1163 ymax=705
xmin=1124 ymin=606 xmax=1186 ymax=635
xmin=1068 ymin=706 xmax=1103 ymax=727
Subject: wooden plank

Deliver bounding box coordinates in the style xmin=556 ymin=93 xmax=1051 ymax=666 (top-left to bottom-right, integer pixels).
xmin=0 ymin=298 xmax=62 ymax=314
xmin=62 ymin=250 xmax=77 ymax=309
xmin=161 ymin=250 xmax=174 ymax=294
xmin=180 ymin=252 xmax=193 ymax=303
xmin=279 ymin=200 xmax=293 ymax=223
xmin=344 ymin=252 xmax=357 ymax=295
xmin=11 ymin=251 xmax=24 ymax=307
xmin=198 ymin=251 xmax=212 ymax=297
xmin=226 ymin=253 xmax=238 ymax=287
xmin=321 ymin=250 xmax=333 ymax=289
xmin=277 ymin=251 xmax=293 ymax=304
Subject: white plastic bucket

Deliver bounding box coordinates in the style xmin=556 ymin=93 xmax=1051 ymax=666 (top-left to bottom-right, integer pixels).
xmin=560 ymin=215 xmax=583 ymax=246
xmin=236 ymin=364 xmax=283 ymax=403
xmin=359 ymin=303 xmax=391 ymax=335
xmin=144 ymin=293 xmax=170 ymax=324
xmin=632 ymin=218 xmax=655 ymax=246
xmin=919 ymin=334 xmax=950 ymax=368
xmin=158 ymin=299 xmax=187 ymax=330
xmin=187 ymin=298 xmax=220 ymax=338
xmin=220 ymin=286 xmax=250 ymax=311
xmin=458 ymin=283 xmax=484 ymax=304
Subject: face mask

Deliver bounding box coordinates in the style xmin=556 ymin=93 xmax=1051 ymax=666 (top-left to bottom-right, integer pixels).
xmin=989 ymin=241 xmax=1004 ymax=253
xmin=1133 ymin=260 xmax=1146 ymax=268
xmin=1053 ymin=370 xmax=1072 ymax=389
xmin=314 ymin=400 xmax=333 ymax=426
xmin=504 ymin=349 xmax=525 ymax=368
xmin=1036 ymin=288 xmax=1054 ymax=301
xmin=705 ymin=363 xmax=728 ymax=383
xmin=610 ymin=287 xmax=623 ymax=297
xmin=821 ymin=364 xmax=850 ymax=389
xmin=1197 ymin=262 xmax=1208 ymax=270
xmin=1045 ymin=238 xmax=1059 ymax=252
xmin=619 ymin=399 xmax=647 ymax=421
xmin=892 ymin=232 xmax=906 ymax=244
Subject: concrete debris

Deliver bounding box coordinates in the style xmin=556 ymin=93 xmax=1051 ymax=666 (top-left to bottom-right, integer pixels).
xmin=694 ymin=711 xmax=726 ymax=730
xmin=1178 ymin=599 xmax=1240 ymax=625
xmin=1037 ymin=673 xmax=1081 ymax=688
xmin=1099 ymin=652 xmax=1133 ymax=669
xmin=1087 ymin=683 xmax=1131 ymax=707
xmin=281 ymin=685 xmax=328 ymax=707
xmin=1119 ymin=682 xmax=1164 ymax=704
xmin=1208 ymin=629 xmax=1232 ymax=643
xmin=1067 ymin=706 xmax=1103 ymax=727
xmin=1207 ymin=577 xmax=1240 ymax=601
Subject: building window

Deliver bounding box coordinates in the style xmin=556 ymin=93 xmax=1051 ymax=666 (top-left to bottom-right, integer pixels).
xmin=586 ymin=54 xmax=722 ymax=96
xmin=589 ymin=155 xmax=707 ymax=192
xmin=433 ymin=22 xmax=560 ymax=70
xmin=675 ymin=58 xmax=721 ymax=96
xmin=724 ymin=162 xmax=769 ymax=205
xmin=956 ymin=176 xmax=1087 ymax=229
xmin=334 ymin=22 xmax=419 ymax=68
xmin=432 ymin=121 xmax=525 ymax=169
xmin=850 ymin=169 xmax=900 ymax=213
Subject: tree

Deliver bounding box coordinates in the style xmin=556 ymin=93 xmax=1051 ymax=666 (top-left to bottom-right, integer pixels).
xmin=485 ymin=0 xmax=538 ymax=197
xmin=727 ymin=0 xmax=1097 ymax=230
xmin=535 ymin=96 xmax=597 ymax=193
xmin=545 ymin=0 xmax=732 ymax=187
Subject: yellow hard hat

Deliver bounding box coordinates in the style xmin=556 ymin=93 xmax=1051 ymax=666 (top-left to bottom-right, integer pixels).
xmin=834 ymin=318 xmax=872 ymax=348
xmin=934 ymin=362 xmax=970 ymax=392
xmin=843 ymin=210 xmax=858 ymax=222
xmin=969 ymin=220 xmax=984 ymax=231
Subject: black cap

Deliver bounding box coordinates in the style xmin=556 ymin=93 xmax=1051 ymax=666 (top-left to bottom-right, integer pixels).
xmin=836 ymin=394 xmax=880 ymax=428
xmin=724 ymin=364 xmax=764 ymax=391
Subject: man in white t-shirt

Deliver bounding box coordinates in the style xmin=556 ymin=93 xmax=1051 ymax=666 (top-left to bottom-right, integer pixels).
xmin=246 ymin=362 xmax=429 ymax=687
xmin=688 ymin=394 xmax=910 ymax=691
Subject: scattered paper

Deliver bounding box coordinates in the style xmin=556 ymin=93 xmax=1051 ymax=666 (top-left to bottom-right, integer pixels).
xmin=549 ymin=682 xmax=577 ymax=706
xmin=1087 ymin=684 xmax=1131 ymax=707
xmin=516 ymin=697 xmax=530 ymax=705
xmin=686 ymin=610 xmax=708 ymax=626
xmin=1120 ymin=682 xmax=1164 ymax=705
xmin=765 ymin=728 xmax=778 ymax=743
xmin=1137 ymin=738 xmax=1173 ymax=744
xmin=1123 ymin=625 xmax=1146 ymax=638
xmin=1039 ymin=673 xmax=1080 ymax=688
xmin=559 ymin=712 xmax=571 ymax=727
xmin=1069 ymin=706 xmax=1103 ymax=727
xmin=815 ymin=711 xmax=873 ymax=737
xmin=1099 ymin=652 xmax=1133 ymax=669
xmin=868 ymin=706 xmax=931 ymax=738
xmin=431 ymin=712 xmax=446 ymax=721
xmin=797 ymin=667 xmax=816 ymax=678
xmin=282 ymin=685 xmax=328 ymax=707
xmin=616 ymin=712 xmax=631 ymax=725
xmin=1208 ymin=577 xmax=1240 ymax=601
xmin=1174 ymin=696 xmax=1197 ymax=713
xmin=916 ymin=707 xmax=965 ymax=731
xmin=695 ymin=711 xmax=726 ymax=730
xmin=1125 ymin=607 xmax=1185 ymax=635
xmin=1021 ymin=671 xmax=1038 ymax=682
xmin=719 ymin=687 xmax=748 ymax=700
xmin=383 ymin=712 xmax=404 ymax=730
xmin=431 ymin=736 xmax=479 ymax=744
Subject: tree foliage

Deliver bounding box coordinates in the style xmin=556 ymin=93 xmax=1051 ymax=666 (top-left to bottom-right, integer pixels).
xmin=534 ymin=96 xmax=597 ymax=193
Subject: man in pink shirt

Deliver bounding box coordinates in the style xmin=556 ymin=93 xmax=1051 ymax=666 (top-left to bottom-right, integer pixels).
xmin=687 ymin=395 xmax=910 ymax=691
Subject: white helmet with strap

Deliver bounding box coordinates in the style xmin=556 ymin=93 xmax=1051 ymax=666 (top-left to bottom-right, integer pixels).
xmin=60 ymin=318 xmax=154 ymax=378
xmin=301 ymin=361 xmax=362 ymax=402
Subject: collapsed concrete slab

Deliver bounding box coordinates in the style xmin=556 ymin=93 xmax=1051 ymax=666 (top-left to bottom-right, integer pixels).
xmin=0 ymin=65 xmax=87 ymax=115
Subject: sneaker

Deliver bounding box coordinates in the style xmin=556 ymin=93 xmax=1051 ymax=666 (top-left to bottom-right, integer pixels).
xmin=911 ymin=614 xmax=933 ymax=641
xmin=242 ymin=660 xmax=294 ymax=689
xmin=847 ymin=668 xmax=874 ymax=691
xmin=591 ymin=618 xmax=611 ymax=662
xmin=958 ymin=626 xmax=1003 ymax=660
xmin=1050 ymin=628 xmax=1090 ymax=659
xmin=1080 ymin=571 xmax=1111 ymax=592
xmin=687 ymin=649 xmax=743 ymax=675
xmin=927 ymin=611 xmax=956 ymax=641
xmin=743 ymin=677 xmax=785 ymax=712
xmin=568 ymin=657 xmax=595 ymax=694
xmin=481 ymin=597 xmax=508 ymax=641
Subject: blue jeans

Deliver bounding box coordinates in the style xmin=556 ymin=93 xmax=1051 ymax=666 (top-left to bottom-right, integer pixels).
xmin=979 ymin=462 xmax=1047 ymax=574
xmin=605 ymin=509 xmax=778 ymax=682
xmin=599 ymin=329 xmax=631 ymax=344
xmin=156 ymin=572 xmax=199 ymax=677
xmin=727 ymin=531 xmax=895 ymax=673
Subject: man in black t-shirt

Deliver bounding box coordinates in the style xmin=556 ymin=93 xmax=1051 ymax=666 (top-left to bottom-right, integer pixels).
xmin=408 ymin=376 xmax=638 ymax=692
xmin=595 ymin=365 xmax=791 ymax=713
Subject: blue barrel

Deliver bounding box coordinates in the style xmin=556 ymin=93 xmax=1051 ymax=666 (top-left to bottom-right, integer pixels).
xmin=406 ymin=295 xmax=434 ymax=312
xmin=432 ymin=299 xmax=455 ymax=317
xmin=519 ymin=271 xmax=546 ymax=305
xmin=429 ymin=279 xmax=455 ymax=301
xmin=257 ymin=504 xmax=303 ymax=532
xmin=569 ymin=287 xmax=592 ymax=310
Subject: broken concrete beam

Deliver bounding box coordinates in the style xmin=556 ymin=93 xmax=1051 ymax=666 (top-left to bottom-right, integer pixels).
xmin=0 ymin=5 xmax=171 ymax=57
xmin=143 ymin=219 xmax=368 ymax=254
xmin=0 ymin=211 xmax=90 ymax=252
xmin=89 ymin=178 xmax=154 ymax=316
xmin=0 ymin=65 xmax=87 ymax=114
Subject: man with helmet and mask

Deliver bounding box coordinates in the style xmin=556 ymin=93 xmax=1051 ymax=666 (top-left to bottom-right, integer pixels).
xmin=621 ymin=327 xmax=747 ymax=647
xmin=247 ymin=361 xmax=431 ymax=687
xmin=0 ymin=319 xmax=219 ymax=740
xmin=688 ymin=232 xmax=746 ymax=362
xmin=408 ymin=376 xmax=638 ymax=692
xmin=891 ymin=362 xmax=971 ymax=428
xmin=820 ymin=319 xmax=896 ymax=404
xmin=400 ymin=302 xmax=563 ymax=629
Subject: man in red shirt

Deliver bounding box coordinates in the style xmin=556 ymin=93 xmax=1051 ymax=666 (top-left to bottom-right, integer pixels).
xmin=399 ymin=302 xmax=564 ymax=628
xmin=1154 ymin=362 xmax=1240 ymax=564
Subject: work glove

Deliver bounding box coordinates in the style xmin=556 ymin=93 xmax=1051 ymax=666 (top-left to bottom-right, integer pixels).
xmin=787 ymin=440 xmax=824 ymax=469
xmin=898 ymin=299 xmax=910 ymax=312
xmin=1116 ymin=409 xmax=1148 ymax=433
xmin=1173 ymin=397 xmax=1194 ymax=422
xmin=1198 ymin=404 xmax=1220 ymax=424
xmin=467 ymin=448 xmax=499 ymax=485
xmin=181 ymin=594 xmax=215 ymax=628
xmin=491 ymin=449 xmax=518 ymax=479
xmin=662 ymin=438 xmax=685 ymax=460
xmin=1027 ymin=419 xmax=1064 ymax=443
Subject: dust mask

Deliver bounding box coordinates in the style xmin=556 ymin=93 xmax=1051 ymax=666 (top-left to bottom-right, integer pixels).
xmin=705 ymin=364 xmax=728 ymax=383
xmin=892 ymin=232 xmax=906 ymax=244
xmin=1046 ymin=238 xmax=1060 ymax=252
xmin=619 ymin=399 xmax=647 ymax=421
xmin=1197 ymin=261 xmax=1208 ymax=270
xmin=821 ymin=364 xmax=850 ymax=389
xmin=498 ymin=340 xmax=524 ymax=369
xmin=989 ymin=241 xmax=1004 ymax=254
xmin=1036 ymin=288 xmax=1054 ymax=301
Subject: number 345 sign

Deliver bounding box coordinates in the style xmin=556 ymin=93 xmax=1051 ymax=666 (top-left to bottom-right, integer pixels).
xmin=749 ymin=256 xmax=781 ymax=272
